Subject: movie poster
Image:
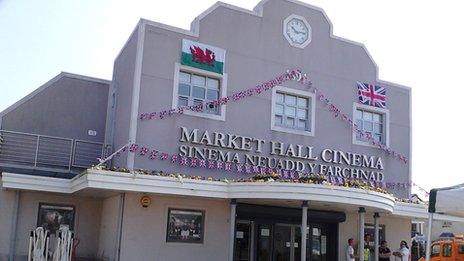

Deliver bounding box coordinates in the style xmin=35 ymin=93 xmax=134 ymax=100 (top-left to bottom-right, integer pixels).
xmin=166 ymin=208 xmax=204 ymax=243
xmin=37 ymin=203 xmax=75 ymax=235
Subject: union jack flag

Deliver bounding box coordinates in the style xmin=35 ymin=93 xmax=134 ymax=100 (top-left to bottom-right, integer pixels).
xmin=356 ymin=82 xmax=386 ymax=108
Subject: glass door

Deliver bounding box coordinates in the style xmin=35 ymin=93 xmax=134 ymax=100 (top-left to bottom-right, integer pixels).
xmin=272 ymin=224 xmax=303 ymax=261
xmin=252 ymin=223 xmax=333 ymax=261
xmin=294 ymin=226 xmax=302 ymax=261
xmin=235 ymin=221 xmax=252 ymax=261
xmin=256 ymin=224 xmax=272 ymax=261
xmin=308 ymin=225 xmax=328 ymax=261
xmin=273 ymin=225 xmax=292 ymax=261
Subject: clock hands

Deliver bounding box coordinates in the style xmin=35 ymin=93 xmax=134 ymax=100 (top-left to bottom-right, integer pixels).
xmin=290 ymin=25 xmax=307 ymax=35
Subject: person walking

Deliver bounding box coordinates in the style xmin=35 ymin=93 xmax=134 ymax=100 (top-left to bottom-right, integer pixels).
xmin=346 ymin=238 xmax=358 ymax=261
xmin=393 ymin=241 xmax=410 ymax=261
xmin=379 ymin=240 xmax=392 ymax=261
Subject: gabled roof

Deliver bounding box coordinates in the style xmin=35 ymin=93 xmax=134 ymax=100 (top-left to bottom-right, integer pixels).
xmin=136 ymin=0 xmax=410 ymax=91
xmin=0 ymin=72 xmax=111 ymax=121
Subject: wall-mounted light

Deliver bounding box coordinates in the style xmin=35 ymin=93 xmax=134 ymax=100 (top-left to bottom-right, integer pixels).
xmin=140 ymin=195 xmax=151 ymax=208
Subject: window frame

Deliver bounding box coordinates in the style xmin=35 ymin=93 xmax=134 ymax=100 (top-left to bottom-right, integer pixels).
xmin=271 ymin=86 xmax=316 ymax=136
xmin=443 ymin=243 xmax=452 ymax=257
xmin=457 ymin=244 xmax=464 ymax=254
xmin=37 ymin=202 xmax=76 ymax=235
xmin=431 ymin=244 xmax=441 ymax=257
xmin=172 ymin=63 xmax=228 ymax=121
xmin=352 ymin=103 xmax=390 ymax=147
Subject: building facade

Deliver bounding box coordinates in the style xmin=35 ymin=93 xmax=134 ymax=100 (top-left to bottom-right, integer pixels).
xmin=3 ymin=1 xmax=457 ymax=261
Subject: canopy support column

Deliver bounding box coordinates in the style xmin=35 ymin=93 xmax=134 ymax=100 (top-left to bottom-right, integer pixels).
xmin=301 ymin=201 xmax=308 ymax=261
xmin=374 ymin=212 xmax=380 ymax=261
xmin=358 ymin=207 xmax=366 ymax=260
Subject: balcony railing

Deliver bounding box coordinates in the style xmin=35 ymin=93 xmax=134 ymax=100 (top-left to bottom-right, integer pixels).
xmin=0 ymin=130 xmax=103 ymax=172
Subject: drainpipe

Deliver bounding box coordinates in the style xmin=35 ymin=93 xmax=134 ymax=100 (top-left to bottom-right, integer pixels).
xmin=228 ymin=199 xmax=237 ymax=261
xmin=116 ymin=193 xmax=125 ymax=261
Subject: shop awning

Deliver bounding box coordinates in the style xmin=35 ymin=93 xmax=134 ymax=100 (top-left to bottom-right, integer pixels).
xmin=428 ymin=183 xmax=464 ymax=217
xmin=425 ymin=183 xmax=464 ymax=261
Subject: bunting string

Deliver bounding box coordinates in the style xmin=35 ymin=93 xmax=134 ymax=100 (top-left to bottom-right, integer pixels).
xmin=137 ymin=69 xmax=407 ymax=163
xmin=139 ymin=69 xmax=311 ymax=121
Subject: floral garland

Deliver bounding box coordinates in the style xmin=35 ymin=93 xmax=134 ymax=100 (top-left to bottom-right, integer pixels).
xmin=111 ymin=143 xmax=411 ymax=191
xmin=91 ymin=166 xmax=425 ymax=200
xmin=136 ymin=68 xmax=407 ymax=163
xmin=139 ymin=69 xmax=311 ymax=121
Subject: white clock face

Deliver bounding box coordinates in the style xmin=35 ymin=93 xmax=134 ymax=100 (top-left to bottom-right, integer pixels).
xmin=283 ymin=15 xmax=311 ymax=48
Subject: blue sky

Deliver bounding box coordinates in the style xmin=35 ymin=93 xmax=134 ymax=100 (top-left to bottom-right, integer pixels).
xmin=1 ymin=0 xmax=464 ymax=193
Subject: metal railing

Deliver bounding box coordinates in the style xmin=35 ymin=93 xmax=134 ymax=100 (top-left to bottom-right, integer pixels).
xmin=0 ymin=130 xmax=103 ymax=171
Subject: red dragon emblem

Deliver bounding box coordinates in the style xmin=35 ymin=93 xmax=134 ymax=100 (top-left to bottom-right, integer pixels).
xmin=189 ymin=45 xmax=216 ymax=66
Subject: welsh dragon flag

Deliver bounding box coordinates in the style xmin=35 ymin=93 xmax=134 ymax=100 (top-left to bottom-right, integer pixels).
xmin=181 ymin=39 xmax=226 ymax=74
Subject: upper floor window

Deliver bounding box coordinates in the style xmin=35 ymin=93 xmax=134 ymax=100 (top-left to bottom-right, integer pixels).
xmin=271 ymin=86 xmax=315 ymax=136
xmin=353 ymin=103 xmax=389 ymax=147
xmin=275 ymin=92 xmax=309 ymax=131
xmin=178 ymin=71 xmax=220 ymax=115
xmin=355 ymin=109 xmax=383 ymax=142
xmin=172 ymin=63 xmax=227 ymax=121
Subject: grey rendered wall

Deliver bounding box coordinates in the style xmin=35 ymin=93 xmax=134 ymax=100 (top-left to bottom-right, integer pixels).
xmin=1 ymin=76 xmax=109 ymax=143
xmin=119 ymin=0 xmax=410 ymax=197
xmin=11 ymin=191 xmax=102 ymax=260
xmin=111 ymin=26 xmax=139 ymax=168
xmin=119 ymin=193 xmax=230 ymax=261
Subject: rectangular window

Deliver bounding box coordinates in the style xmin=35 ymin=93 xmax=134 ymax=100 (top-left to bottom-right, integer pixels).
xmin=166 ymin=208 xmax=205 ymax=244
xmin=353 ymin=103 xmax=389 ymax=147
xmin=178 ymin=71 xmax=220 ymax=115
xmin=364 ymin=224 xmax=386 ymax=249
xmin=274 ymin=91 xmax=312 ymax=132
xmin=443 ymin=244 xmax=452 ymax=257
xmin=431 ymin=244 xmax=440 ymax=257
xmin=458 ymin=245 xmax=464 ymax=254
xmin=355 ymin=109 xmax=383 ymax=142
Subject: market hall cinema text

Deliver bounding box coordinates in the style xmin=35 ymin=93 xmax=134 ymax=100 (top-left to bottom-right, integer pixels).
xmin=178 ymin=126 xmax=384 ymax=181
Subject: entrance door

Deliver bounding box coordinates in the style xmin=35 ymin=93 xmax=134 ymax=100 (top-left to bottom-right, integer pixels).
xmin=235 ymin=222 xmax=252 ymax=261
xmin=238 ymin=222 xmax=335 ymax=261
xmin=272 ymin=225 xmax=301 ymax=261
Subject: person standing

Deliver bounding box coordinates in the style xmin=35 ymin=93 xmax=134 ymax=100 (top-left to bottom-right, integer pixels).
xmin=346 ymin=238 xmax=358 ymax=261
xmin=393 ymin=241 xmax=410 ymax=261
xmin=379 ymin=240 xmax=392 ymax=261
xmin=364 ymin=234 xmax=372 ymax=261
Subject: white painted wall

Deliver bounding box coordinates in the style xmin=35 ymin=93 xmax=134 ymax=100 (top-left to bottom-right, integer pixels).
xmin=118 ymin=193 xmax=230 ymax=261
xmin=97 ymin=194 xmax=121 ymax=261
xmin=339 ymin=212 xmax=411 ymax=261
xmin=420 ymin=220 xmax=464 ymax=240
xmin=0 ymin=178 xmax=16 ymax=261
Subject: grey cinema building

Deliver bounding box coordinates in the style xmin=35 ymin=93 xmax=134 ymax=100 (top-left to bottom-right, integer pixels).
xmin=2 ymin=1 xmax=458 ymax=261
